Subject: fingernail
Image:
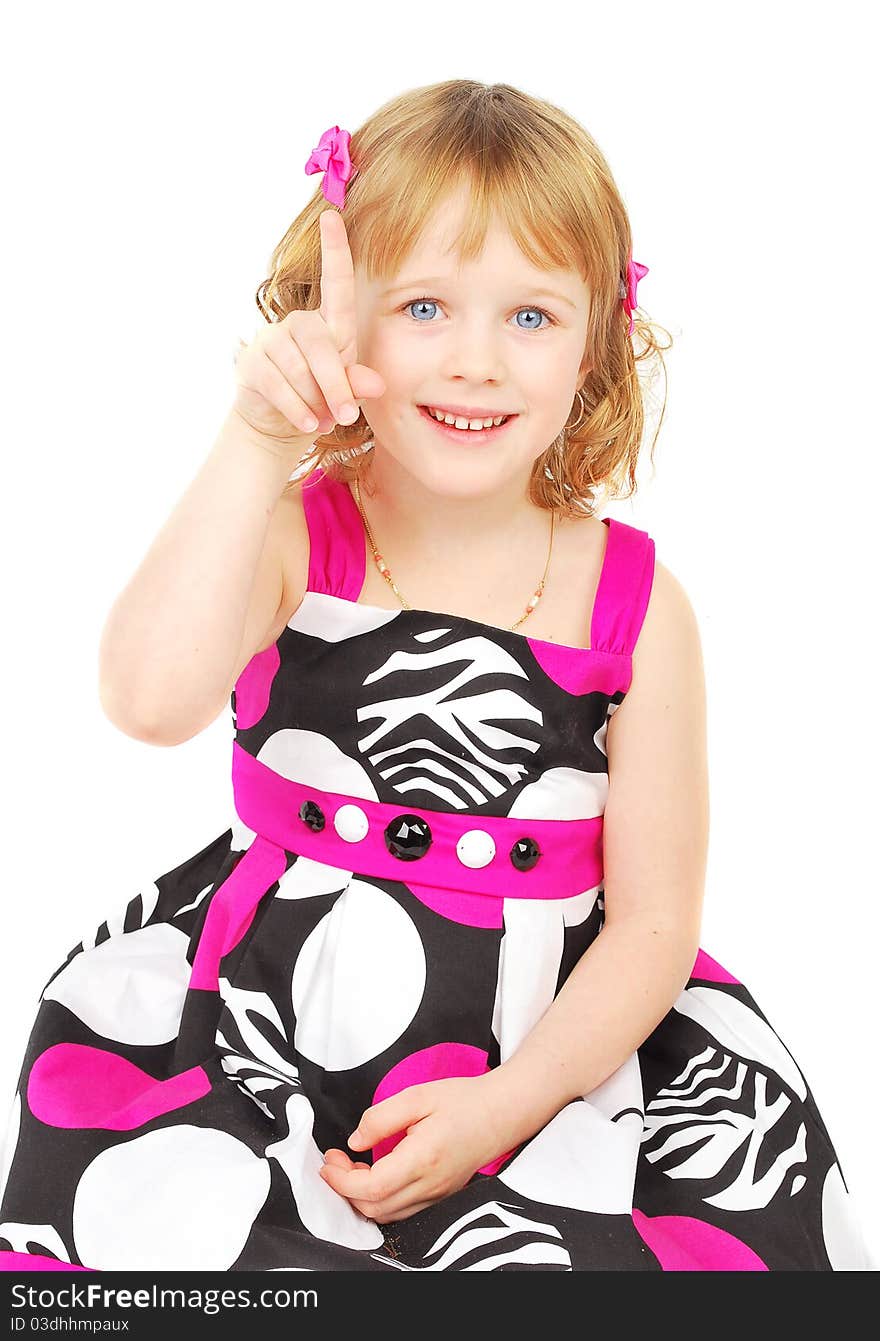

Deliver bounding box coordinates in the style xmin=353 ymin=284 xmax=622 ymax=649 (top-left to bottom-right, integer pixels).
xmin=338 ymin=403 xmax=358 ymax=424
xmin=348 ymin=1128 xmax=362 ymax=1146
xmin=303 ymin=414 xmax=318 ymax=432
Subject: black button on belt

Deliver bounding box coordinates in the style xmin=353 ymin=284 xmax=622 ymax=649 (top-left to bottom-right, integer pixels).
xmin=384 ymin=813 xmax=432 ymax=860
xmin=299 ymin=799 xmax=326 ymax=832
xmin=510 ymin=836 xmax=541 ymax=871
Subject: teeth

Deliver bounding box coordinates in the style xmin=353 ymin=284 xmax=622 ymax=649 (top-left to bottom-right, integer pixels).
xmin=426 ymin=406 xmax=510 ymax=430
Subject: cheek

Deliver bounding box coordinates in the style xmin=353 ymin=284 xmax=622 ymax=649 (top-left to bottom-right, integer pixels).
xmin=354 ymin=315 xmax=394 ymax=368
xmin=358 ymin=338 xmax=407 ymax=399
xmin=366 ymin=336 xmax=437 ymax=412
xmin=522 ymin=350 xmax=580 ymax=399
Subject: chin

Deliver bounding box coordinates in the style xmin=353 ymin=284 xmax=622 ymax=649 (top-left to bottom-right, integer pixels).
xmin=367 ymin=423 xmax=540 ymax=500
xmin=414 ymin=456 xmax=520 ymax=500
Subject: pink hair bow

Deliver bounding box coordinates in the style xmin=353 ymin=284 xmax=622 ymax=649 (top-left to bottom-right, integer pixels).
xmin=304 ymin=125 xmax=355 ymax=209
xmin=620 ymin=257 xmax=649 ymax=335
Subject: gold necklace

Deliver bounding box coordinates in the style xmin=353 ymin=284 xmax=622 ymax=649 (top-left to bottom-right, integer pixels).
xmin=353 ymin=475 xmax=556 ymax=631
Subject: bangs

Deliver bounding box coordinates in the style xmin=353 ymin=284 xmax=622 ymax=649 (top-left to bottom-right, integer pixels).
xmin=343 ymin=82 xmax=621 ymax=316
xmin=351 ymin=161 xmax=593 ymax=285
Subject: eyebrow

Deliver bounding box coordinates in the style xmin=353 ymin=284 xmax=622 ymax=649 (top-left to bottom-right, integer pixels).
xmin=382 ymin=279 xmax=579 ymax=311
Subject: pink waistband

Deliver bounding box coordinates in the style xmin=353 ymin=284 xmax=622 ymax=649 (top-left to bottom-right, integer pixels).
xmin=231 ymin=742 xmax=603 ymax=902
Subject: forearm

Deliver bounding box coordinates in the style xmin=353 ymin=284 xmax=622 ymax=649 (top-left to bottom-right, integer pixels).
xmin=98 ymin=410 xmax=297 ymax=738
xmin=481 ymin=919 xmax=699 ymax=1152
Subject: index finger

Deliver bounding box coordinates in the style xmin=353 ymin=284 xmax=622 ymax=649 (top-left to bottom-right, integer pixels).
xmin=318 ymin=209 xmax=356 ymax=352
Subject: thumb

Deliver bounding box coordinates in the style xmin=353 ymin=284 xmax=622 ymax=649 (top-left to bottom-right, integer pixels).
xmin=346 ymin=364 xmax=387 ymax=404
xmin=321 ymin=1148 xmax=371 ymax=1175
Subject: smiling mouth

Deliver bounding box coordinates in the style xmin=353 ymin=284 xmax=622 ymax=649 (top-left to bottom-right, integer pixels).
xmin=417 ymin=404 xmax=518 ymax=436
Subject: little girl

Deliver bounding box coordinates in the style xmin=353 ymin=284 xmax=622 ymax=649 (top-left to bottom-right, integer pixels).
xmin=0 ymin=79 xmax=872 ymax=1273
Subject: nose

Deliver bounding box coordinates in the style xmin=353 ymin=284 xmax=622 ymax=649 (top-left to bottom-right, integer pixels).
xmin=438 ymin=317 xmax=507 ymax=385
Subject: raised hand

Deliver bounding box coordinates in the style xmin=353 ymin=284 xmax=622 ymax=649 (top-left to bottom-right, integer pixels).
xmin=232 ymin=209 xmax=386 ymax=453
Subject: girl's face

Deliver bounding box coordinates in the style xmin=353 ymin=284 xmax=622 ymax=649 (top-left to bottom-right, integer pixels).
xmin=354 ymin=184 xmax=592 ymax=502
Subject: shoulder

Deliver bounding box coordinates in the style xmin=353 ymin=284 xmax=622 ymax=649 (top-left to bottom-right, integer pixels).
xmin=610 ymin=554 xmax=706 ymax=733
xmin=641 ymin=556 xmax=701 ymax=648
xmin=638 ymin=556 xmax=704 ymax=682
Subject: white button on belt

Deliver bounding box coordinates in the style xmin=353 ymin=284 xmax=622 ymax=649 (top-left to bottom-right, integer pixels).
xmin=456 ymin=829 xmax=496 ymax=869
xmin=334 ymin=803 xmax=369 ymax=842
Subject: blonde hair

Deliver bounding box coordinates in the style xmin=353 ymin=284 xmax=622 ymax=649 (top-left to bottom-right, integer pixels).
xmin=256 ymin=79 xmax=672 ymax=517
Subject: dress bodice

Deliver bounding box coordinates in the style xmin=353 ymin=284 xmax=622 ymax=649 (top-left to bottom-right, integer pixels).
xmin=232 ymin=468 xmax=655 ymax=813
xmin=226 ymin=468 xmax=655 ymax=906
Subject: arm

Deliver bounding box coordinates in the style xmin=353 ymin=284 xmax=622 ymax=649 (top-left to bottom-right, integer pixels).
xmin=98 ymin=410 xmax=299 ymax=744
xmin=481 ymin=558 xmax=711 ymax=1151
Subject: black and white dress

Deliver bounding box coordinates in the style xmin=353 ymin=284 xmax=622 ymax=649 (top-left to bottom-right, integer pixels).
xmin=0 ymin=467 xmax=871 ymax=1271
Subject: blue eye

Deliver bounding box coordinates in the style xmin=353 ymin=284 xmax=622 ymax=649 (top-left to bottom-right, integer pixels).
xmin=406 ymin=298 xmax=440 ymax=322
xmin=403 ymin=297 xmax=556 ymax=330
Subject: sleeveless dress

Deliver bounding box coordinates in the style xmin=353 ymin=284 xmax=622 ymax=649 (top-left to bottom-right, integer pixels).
xmin=0 ymin=467 xmax=872 ymax=1273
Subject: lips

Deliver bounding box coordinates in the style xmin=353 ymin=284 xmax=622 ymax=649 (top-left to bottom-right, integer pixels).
xmin=421 ymin=404 xmax=514 ymax=423
xmin=417 ymin=403 xmax=518 ymax=443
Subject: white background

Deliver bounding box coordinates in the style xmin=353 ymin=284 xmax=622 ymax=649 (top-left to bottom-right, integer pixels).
xmin=1 ymin=0 xmax=877 ymax=1267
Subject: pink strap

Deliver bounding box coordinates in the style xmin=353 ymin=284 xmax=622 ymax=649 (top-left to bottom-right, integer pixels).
xmin=591 ymin=518 xmax=656 ymax=657
xmin=300 ymin=467 xmax=365 ymax=600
